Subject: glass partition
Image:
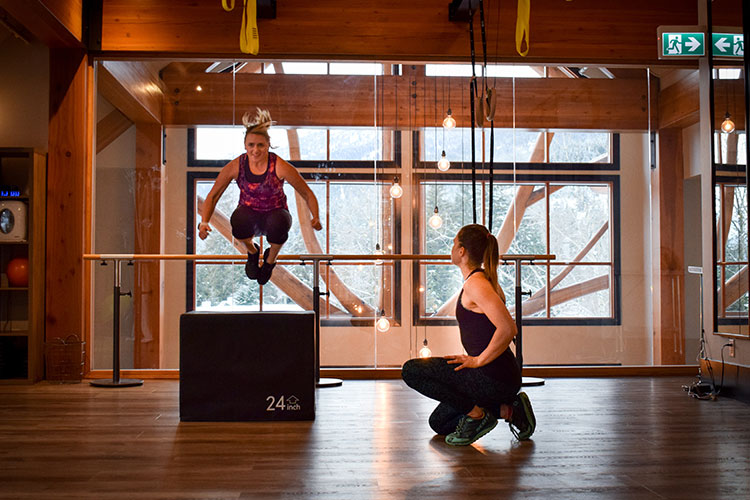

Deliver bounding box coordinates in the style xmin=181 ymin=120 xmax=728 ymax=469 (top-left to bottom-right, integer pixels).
xmin=90 ymin=61 xmax=658 ymax=370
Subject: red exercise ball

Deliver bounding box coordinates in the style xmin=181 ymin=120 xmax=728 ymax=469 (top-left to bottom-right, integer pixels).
xmin=6 ymin=257 xmax=29 ymax=287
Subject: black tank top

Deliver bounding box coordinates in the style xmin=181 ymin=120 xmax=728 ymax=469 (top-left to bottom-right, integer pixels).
xmin=456 ymin=269 xmax=521 ymax=382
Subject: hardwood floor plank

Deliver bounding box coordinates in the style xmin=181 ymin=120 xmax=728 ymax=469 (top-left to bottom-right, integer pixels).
xmin=0 ymin=377 xmax=748 ymax=499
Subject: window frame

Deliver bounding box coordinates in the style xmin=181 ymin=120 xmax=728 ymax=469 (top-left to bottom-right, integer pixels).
xmin=413 ymin=131 xmax=622 ymax=326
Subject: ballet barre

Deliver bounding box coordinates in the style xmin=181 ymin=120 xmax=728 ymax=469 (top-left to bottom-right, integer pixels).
xmin=83 ymin=252 xmax=553 ymax=388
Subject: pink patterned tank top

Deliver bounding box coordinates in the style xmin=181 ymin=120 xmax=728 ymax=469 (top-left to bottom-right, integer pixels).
xmin=237 ymin=152 xmax=288 ymax=211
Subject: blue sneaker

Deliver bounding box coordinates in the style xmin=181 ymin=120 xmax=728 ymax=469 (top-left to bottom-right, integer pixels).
xmin=445 ymin=411 xmax=498 ymax=446
xmin=509 ymin=392 xmax=536 ymax=441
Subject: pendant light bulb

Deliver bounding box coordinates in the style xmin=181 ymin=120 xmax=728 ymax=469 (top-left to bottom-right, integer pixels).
xmin=374 ymin=243 xmax=384 ymax=265
xmin=437 ymin=151 xmax=450 ymax=171
xmin=442 ymin=109 xmax=456 ymax=129
xmin=390 ymin=178 xmax=403 ymax=199
xmin=419 ymin=339 xmax=432 ymax=358
xmin=376 ymin=310 xmax=391 ymax=333
xmin=721 ymin=112 xmax=736 ymax=134
xmin=428 ymin=206 xmax=443 ymax=229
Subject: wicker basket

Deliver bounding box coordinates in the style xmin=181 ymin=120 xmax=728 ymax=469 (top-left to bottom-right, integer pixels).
xmin=45 ymin=335 xmax=85 ymax=383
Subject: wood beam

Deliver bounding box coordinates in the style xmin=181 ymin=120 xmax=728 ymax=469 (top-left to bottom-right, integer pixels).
xmin=133 ymin=122 xmax=163 ymax=369
xmin=47 ymin=48 xmax=91 ymax=344
xmin=659 ymin=72 xmax=745 ymax=131
xmin=96 ymin=108 xmax=132 ymax=153
xmin=97 ymin=61 xmax=163 ymax=124
xmin=653 ymin=128 xmax=686 ymax=365
xmin=161 ymin=69 xmax=652 ymax=130
xmin=0 ymin=0 xmax=83 ymax=47
xmin=98 ymin=0 xmax=739 ymax=66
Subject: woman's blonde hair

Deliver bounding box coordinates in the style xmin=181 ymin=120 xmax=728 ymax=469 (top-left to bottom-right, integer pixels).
xmin=457 ymin=224 xmax=505 ymax=301
xmin=242 ymin=108 xmax=275 ymax=142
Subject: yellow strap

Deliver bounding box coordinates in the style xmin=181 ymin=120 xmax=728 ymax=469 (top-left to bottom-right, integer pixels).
xmin=515 ymin=0 xmax=530 ymax=57
xmin=239 ymin=0 xmax=259 ymax=55
xmin=221 ymin=0 xmax=258 ymax=55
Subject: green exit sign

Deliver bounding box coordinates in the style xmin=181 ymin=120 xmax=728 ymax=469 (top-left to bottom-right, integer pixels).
xmin=659 ymin=27 xmax=745 ymax=59
xmin=661 ymin=32 xmax=705 ymax=57
xmin=712 ymin=33 xmax=744 ymax=58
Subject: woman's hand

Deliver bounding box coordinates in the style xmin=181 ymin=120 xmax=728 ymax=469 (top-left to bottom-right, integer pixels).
xmin=445 ymin=354 xmax=480 ymax=371
xmin=311 ymin=216 xmax=323 ymax=231
xmin=197 ymin=222 xmax=212 ymax=240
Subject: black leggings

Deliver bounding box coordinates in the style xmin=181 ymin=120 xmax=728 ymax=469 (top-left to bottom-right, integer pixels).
xmin=401 ymin=357 xmax=520 ymax=435
xmin=230 ymin=205 xmax=292 ymax=245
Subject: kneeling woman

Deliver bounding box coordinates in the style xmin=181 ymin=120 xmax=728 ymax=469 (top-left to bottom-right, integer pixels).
xmin=198 ymin=109 xmax=322 ymax=284
xmin=402 ymin=224 xmax=536 ymax=445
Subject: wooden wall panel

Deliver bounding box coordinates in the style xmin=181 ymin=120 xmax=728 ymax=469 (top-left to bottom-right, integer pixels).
xmin=133 ymin=123 xmax=163 ymax=369
xmin=99 ymin=0 xmax=711 ymax=65
xmin=659 ymin=73 xmax=745 ymax=131
xmin=161 ymin=69 xmax=652 ymax=130
xmin=47 ymin=49 xmax=90 ymax=343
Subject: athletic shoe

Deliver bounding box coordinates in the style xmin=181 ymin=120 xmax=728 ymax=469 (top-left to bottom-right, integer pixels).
xmin=257 ymin=247 xmax=276 ymax=285
xmin=445 ymin=411 xmax=498 ymax=446
xmin=245 ymin=243 xmax=260 ymax=280
xmin=508 ymin=392 xmax=536 ymax=441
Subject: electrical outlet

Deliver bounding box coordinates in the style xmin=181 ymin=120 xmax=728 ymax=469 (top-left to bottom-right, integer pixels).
xmin=729 ymin=339 xmax=735 ymax=358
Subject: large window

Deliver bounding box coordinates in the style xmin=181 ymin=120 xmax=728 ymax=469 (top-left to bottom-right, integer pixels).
xmin=188 ymin=127 xmax=399 ymax=322
xmin=417 ymin=131 xmax=619 ymax=325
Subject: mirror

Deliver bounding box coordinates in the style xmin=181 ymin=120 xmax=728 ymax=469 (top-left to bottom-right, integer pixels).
xmin=713 ymin=65 xmax=748 ymax=336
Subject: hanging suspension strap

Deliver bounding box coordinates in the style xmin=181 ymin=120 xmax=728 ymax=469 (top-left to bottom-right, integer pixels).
xmin=469 ymin=12 xmax=478 ymax=224
xmin=222 ymin=0 xmax=259 ymax=55
xmin=478 ymin=0 xmax=494 ymax=232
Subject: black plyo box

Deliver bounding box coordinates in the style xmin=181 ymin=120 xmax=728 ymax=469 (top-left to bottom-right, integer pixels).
xmin=179 ymin=311 xmax=315 ymax=421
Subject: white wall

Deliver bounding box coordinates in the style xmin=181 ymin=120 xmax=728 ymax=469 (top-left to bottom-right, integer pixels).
xmin=0 ymin=27 xmax=49 ymax=151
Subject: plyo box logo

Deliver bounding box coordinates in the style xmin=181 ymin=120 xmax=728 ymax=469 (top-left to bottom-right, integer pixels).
xmin=265 ymin=394 xmax=301 ymax=411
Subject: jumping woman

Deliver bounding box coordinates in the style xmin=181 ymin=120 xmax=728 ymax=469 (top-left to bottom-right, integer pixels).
xmin=198 ymin=109 xmax=322 ymax=285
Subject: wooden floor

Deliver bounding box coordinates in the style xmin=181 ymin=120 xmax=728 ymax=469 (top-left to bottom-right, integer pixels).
xmin=1 ymin=377 xmax=749 ymax=499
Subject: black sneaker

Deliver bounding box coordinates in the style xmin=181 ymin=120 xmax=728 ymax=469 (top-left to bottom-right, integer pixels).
xmin=245 ymin=243 xmax=260 ymax=280
xmin=445 ymin=411 xmax=498 ymax=446
xmin=257 ymin=247 xmax=276 ymax=285
xmin=508 ymin=392 xmax=536 ymax=441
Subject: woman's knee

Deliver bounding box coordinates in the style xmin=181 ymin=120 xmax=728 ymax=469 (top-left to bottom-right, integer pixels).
xmin=401 ymin=358 xmax=432 ymax=388
xmin=265 ymin=210 xmax=292 ymax=244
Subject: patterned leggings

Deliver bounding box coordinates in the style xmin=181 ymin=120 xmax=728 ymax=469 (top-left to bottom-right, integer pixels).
xmin=401 ymin=357 xmax=520 ymax=435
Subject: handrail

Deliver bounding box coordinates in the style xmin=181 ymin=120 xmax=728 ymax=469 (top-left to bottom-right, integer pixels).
xmin=82 ymin=253 xmax=568 ymax=262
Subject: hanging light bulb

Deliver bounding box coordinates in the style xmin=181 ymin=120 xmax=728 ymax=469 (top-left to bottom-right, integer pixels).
xmin=390 ymin=177 xmax=403 ymax=199
xmin=374 ymin=243 xmax=384 ymax=265
xmin=428 ymin=206 xmax=443 ymax=229
xmin=419 ymin=339 xmax=432 ymax=358
xmin=721 ymin=112 xmax=736 ymax=134
xmin=437 ymin=151 xmax=450 ymax=171
xmin=442 ymin=108 xmax=456 ymax=129
xmin=376 ymin=310 xmax=391 ymax=332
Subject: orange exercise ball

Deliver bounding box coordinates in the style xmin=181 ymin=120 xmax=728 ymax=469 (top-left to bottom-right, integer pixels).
xmin=6 ymin=257 xmax=29 ymax=287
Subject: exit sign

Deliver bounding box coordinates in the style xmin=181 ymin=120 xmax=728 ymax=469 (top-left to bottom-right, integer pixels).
xmin=712 ymin=33 xmax=744 ymax=58
xmin=658 ymin=27 xmax=744 ymax=59
xmin=661 ymin=32 xmax=705 ymax=57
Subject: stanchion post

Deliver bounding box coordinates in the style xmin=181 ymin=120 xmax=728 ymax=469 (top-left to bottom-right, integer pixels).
xmin=309 ymin=256 xmax=342 ymax=388
xmin=90 ymin=259 xmax=143 ymax=388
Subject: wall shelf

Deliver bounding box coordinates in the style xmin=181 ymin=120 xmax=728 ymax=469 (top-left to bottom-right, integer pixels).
xmin=0 ymin=148 xmax=45 ymax=382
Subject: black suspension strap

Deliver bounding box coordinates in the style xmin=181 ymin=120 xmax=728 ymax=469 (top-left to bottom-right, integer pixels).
xmin=469 ymin=12 xmax=478 ymax=224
